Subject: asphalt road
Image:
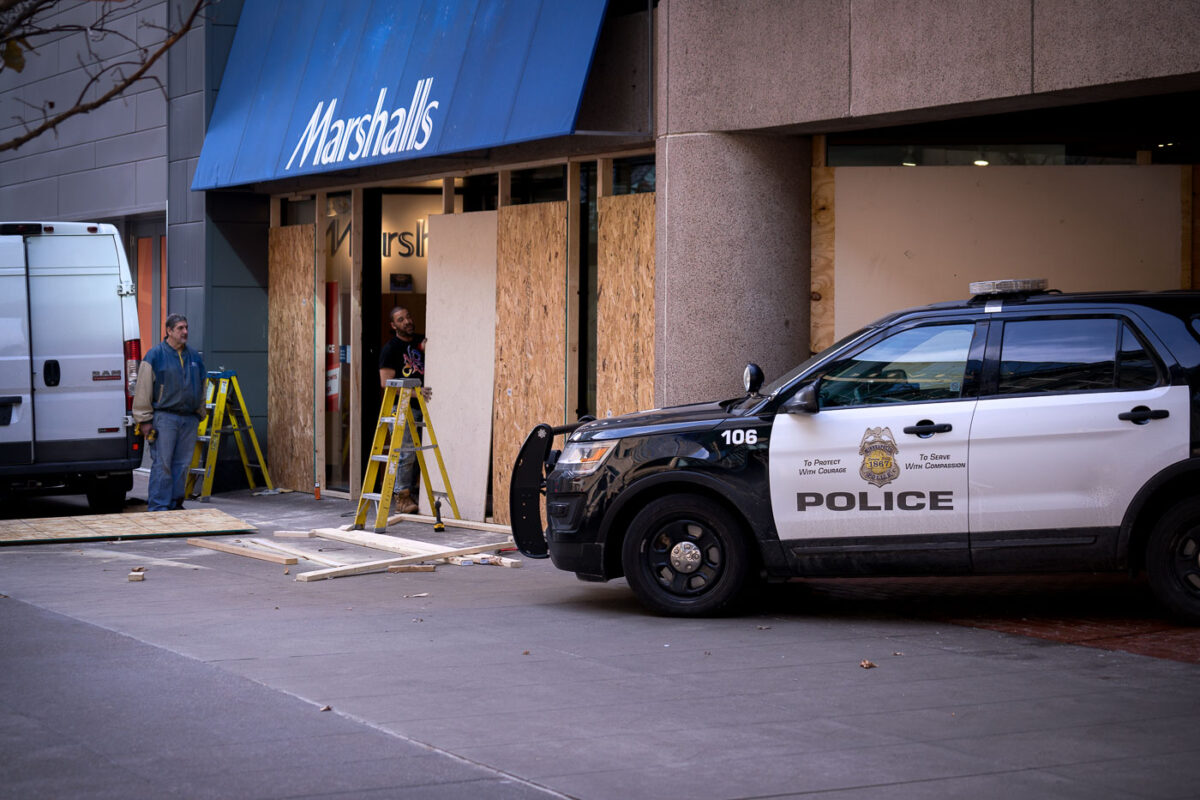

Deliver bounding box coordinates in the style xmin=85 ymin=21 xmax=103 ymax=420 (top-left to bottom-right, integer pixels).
xmin=2 ymin=481 xmax=1198 ymax=798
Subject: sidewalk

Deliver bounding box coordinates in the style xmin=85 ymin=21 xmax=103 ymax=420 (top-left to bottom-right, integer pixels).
xmin=2 ymin=479 xmax=1199 ymax=798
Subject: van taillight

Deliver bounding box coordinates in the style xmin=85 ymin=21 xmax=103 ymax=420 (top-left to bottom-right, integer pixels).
xmin=124 ymin=339 xmax=140 ymax=412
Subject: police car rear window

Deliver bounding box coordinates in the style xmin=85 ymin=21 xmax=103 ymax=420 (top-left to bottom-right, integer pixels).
xmin=997 ymin=318 xmax=1155 ymax=394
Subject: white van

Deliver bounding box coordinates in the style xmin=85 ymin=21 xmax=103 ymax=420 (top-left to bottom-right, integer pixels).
xmin=0 ymin=222 xmax=143 ymax=512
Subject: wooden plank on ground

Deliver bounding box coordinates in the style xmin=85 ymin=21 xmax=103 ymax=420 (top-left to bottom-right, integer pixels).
xmin=187 ymin=538 xmax=297 ymax=564
xmin=310 ymin=528 xmax=464 ymax=555
xmin=245 ymin=538 xmax=347 ymax=567
xmin=296 ymin=541 xmax=514 ymax=582
xmin=384 ymin=513 xmax=511 ymax=535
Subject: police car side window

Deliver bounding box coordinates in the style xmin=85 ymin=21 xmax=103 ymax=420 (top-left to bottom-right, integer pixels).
xmin=997 ymin=318 xmax=1156 ymax=394
xmin=1116 ymin=323 xmax=1158 ymax=388
xmin=819 ymin=324 xmax=975 ymax=408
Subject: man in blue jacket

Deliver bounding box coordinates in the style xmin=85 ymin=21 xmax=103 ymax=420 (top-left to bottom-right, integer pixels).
xmin=133 ymin=314 xmax=207 ymax=511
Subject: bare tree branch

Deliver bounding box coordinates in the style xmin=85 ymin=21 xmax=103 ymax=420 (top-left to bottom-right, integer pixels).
xmin=1 ymin=0 xmax=208 ymax=153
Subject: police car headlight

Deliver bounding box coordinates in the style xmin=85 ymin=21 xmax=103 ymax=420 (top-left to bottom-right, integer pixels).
xmin=557 ymin=441 xmax=616 ymax=475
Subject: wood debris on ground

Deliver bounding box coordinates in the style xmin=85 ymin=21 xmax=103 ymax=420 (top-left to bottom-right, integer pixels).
xmin=183 ymin=521 xmax=519 ymax=581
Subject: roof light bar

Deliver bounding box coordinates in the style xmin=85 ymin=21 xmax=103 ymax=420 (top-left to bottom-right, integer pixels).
xmin=968 ymin=278 xmax=1048 ymax=295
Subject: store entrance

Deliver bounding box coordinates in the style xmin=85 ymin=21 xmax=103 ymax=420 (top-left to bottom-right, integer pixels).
xmin=358 ymin=186 xmax=443 ymax=483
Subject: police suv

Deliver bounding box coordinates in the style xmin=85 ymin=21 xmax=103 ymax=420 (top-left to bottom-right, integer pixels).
xmin=510 ymin=280 xmax=1200 ymax=620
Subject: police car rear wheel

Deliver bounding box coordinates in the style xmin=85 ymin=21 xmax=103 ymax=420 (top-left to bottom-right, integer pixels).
xmin=622 ymin=495 xmax=748 ymax=616
xmin=1146 ymin=498 xmax=1200 ymax=624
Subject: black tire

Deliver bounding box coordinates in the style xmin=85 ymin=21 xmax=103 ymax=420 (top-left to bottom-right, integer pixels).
xmin=1146 ymin=498 xmax=1200 ymax=624
xmin=621 ymin=494 xmax=749 ymax=616
xmin=86 ymin=482 xmax=126 ymax=514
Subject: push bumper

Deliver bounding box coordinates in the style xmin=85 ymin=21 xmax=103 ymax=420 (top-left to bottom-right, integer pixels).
xmin=509 ymin=420 xmax=595 ymax=560
xmin=509 ymin=423 xmax=555 ymax=558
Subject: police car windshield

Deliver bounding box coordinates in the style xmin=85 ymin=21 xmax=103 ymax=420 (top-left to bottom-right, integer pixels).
xmin=758 ymin=326 xmax=875 ymax=400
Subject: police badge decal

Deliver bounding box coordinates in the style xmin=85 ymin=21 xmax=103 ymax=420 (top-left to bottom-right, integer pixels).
xmin=859 ymin=427 xmax=900 ymax=487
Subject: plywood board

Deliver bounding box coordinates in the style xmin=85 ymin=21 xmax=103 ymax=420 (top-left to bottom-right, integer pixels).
xmin=425 ymin=211 xmax=498 ymax=521
xmin=491 ymin=202 xmax=567 ymax=525
xmin=833 ymin=166 xmax=1185 ymax=337
xmin=0 ymin=509 xmax=254 ymax=545
xmin=597 ymin=192 xmax=655 ymax=418
xmin=268 ymin=224 xmax=315 ymax=492
xmin=810 ymin=166 xmax=836 ymax=353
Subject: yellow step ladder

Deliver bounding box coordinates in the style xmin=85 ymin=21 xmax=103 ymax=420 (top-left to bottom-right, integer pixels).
xmin=185 ymin=370 xmax=274 ymax=501
xmin=355 ymin=378 xmax=459 ymax=532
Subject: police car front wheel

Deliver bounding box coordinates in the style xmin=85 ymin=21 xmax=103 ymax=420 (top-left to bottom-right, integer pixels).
xmin=622 ymin=495 xmax=749 ymax=616
xmin=1146 ymin=497 xmax=1200 ymax=624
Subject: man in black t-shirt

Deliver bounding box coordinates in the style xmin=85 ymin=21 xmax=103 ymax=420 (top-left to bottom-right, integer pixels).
xmin=379 ymin=306 xmax=431 ymax=514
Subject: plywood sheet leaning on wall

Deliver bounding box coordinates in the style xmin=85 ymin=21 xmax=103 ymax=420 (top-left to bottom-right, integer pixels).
xmin=268 ymin=224 xmax=315 ymax=492
xmin=833 ymin=165 xmax=1185 ymax=337
xmin=426 ymin=211 xmax=499 ymax=521
xmin=597 ymin=192 xmax=655 ymax=418
xmin=810 ymin=166 xmax=836 ymax=353
xmin=492 ymin=202 xmax=567 ymax=525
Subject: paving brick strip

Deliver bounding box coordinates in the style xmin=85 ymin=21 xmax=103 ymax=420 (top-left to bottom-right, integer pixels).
xmin=793 ymin=573 xmax=1200 ymax=664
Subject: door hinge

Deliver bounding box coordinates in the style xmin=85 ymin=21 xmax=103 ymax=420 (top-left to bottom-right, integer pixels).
xmin=118 ymin=282 xmax=135 ymax=297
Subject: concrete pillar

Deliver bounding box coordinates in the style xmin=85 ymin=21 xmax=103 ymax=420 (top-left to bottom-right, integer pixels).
xmin=655 ymin=131 xmax=812 ymax=407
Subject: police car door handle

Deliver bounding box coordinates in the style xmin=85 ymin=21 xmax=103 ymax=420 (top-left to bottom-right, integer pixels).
xmin=903 ymin=421 xmax=952 ymax=436
xmin=1118 ymin=406 xmax=1169 ymax=424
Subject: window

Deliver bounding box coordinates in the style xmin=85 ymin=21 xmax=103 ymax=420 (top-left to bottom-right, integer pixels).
xmin=819 ymin=324 xmax=975 ymax=408
xmin=997 ymin=319 xmax=1158 ymax=395
xmin=1117 ymin=324 xmax=1158 ymax=389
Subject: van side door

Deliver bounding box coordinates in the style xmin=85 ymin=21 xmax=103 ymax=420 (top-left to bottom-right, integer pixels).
xmin=0 ymin=236 xmax=33 ymax=465
xmin=26 ymin=233 xmax=128 ymax=463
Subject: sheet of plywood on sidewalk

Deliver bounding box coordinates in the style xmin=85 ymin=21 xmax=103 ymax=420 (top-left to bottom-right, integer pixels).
xmin=426 ymin=211 xmax=498 ymax=521
xmin=596 ymin=192 xmax=655 ymax=418
xmin=0 ymin=509 xmax=254 ymax=544
xmin=268 ymin=224 xmax=315 ymax=492
xmin=810 ymin=166 xmax=836 ymax=353
xmin=492 ymin=202 xmax=567 ymax=525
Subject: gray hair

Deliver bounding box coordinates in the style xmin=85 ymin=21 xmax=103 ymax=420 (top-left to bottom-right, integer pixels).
xmin=165 ymin=314 xmax=188 ymax=331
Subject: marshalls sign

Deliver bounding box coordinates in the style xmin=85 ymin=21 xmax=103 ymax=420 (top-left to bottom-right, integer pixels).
xmin=192 ymin=0 xmax=608 ymax=191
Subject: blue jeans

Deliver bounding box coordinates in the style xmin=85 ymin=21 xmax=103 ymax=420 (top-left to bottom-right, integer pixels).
xmin=395 ymin=404 xmax=422 ymax=495
xmin=148 ymin=411 xmax=200 ymax=511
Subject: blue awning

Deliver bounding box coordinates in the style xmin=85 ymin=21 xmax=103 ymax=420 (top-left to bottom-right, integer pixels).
xmin=192 ymin=0 xmax=609 ymax=191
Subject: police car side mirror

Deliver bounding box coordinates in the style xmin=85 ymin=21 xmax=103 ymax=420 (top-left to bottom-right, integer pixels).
xmin=783 ymin=383 xmax=819 ymax=414
xmin=743 ymin=363 xmax=764 ymax=395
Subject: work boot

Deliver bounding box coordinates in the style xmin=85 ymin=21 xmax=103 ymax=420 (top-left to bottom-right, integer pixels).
xmin=393 ymin=489 xmax=418 ymax=515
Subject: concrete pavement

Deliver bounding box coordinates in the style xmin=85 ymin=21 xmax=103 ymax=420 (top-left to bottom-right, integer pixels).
xmin=2 ymin=481 xmax=1199 ymax=799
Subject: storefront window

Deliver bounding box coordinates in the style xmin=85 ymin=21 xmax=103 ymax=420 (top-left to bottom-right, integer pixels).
xmin=462 ymin=174 xmax=498 ymax=212
xmin=612 ymin=155 xmax=655 ymax=194
xmin=510 ymin=166 xmax=567 ymax=204
xmin=281 ymin=197 xmax=315 ymax=225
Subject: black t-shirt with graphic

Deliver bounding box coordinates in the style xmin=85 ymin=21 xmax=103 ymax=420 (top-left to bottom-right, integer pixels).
xmin=380 ymin=334 xmax=425 ymax=400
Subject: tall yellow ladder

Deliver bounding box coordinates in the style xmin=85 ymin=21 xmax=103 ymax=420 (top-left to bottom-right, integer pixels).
xmin=355 ymin=378 xmax=460 ymax=532
xmin=185 ymin=370 xmax=274 ymax=501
